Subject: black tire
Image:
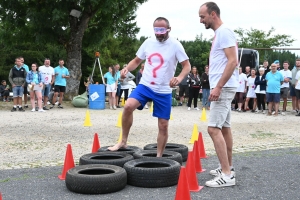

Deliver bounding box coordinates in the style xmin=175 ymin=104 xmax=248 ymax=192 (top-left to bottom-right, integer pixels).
xmin=65 ymin=164 xmax=127 ymax=194
xmin=133 ymin=150 xmax=182 ymax=165
xmin=124 ymin=158 xmax=181 ymax=188
xmin=98 ymin=145 xmax=142 ymax=155
xmin=79 ymin=152 xmax=134 ymax=167
xmin=143 ymin=143 xmax=188 ymax=162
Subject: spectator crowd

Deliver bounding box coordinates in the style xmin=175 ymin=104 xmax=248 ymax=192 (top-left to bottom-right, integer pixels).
xmin=2 ymin=56 xmax=300 ymax=117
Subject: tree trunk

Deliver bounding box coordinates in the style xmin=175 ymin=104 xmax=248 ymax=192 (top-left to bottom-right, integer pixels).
xmin=64 ymin=14 xmax=90 ymax=100
xmin=65 ymin=43 xmax=82 ymax=100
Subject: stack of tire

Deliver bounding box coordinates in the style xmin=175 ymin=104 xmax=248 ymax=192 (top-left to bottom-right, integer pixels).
xmin=65 ymin=143 xmax=188 ymax=194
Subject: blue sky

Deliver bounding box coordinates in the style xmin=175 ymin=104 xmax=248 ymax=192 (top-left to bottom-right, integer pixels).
xmin=135 ymin=0 xmax=300 ymax=55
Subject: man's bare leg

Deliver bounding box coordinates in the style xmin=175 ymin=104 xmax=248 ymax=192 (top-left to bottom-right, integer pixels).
xmin=283 ymin=98 xmax=287 ymax=111
xmin=44 ymin=96 xmax=49 ymax=107
xmin=275 ymin=102 xmax=279 ymax=114
xmin=221 ymin=127 xmax=233 ymax=167
xmin=108 ymin=98 xmax=140 ymax=151
xmin=18 ymin=96 xmax=23 ymax=106
xmin=268 ymin=102 xmax=273 ymax=114
xmin=52 ymin=93 xmax=58 ymax=105
xmin=59 ymin=92 xmax=64 ymax=104
xmin=156 ymin=118 xmax=169 ymax=157
xmin=208 ymin=126 xmax=230 ymax=175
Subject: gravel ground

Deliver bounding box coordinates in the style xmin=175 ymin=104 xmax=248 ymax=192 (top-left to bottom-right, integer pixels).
xmin=0 ymin=101 xmax=300 ymax=169
xmin=0 ymin=148 xmax=299 ymax=200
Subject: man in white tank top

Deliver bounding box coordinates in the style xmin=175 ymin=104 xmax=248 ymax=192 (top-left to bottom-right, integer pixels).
xmin=199 ymin=2 xmax=238 ymax=188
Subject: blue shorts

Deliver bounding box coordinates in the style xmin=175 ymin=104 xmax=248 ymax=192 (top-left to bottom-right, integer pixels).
xmin=42 ymin=84 xmax=51 ymax=97
xmin=13 ymin=86 xmax=24 ymax=97
xmin=290 ymin=85 xmax=296 ymax=97
xmin=266 ymin=93 xmax=280 ymax=103
xmin=129 ymin=84 xmax=172 ymax=120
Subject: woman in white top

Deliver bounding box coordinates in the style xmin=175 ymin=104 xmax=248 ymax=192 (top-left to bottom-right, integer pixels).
xmin=118 ymin=64 xmax=135 ymax=107
xmin=234 ymin=67 xmax=247 ymax=112
xmin=244 ymin=68 xmax=257 ymax=112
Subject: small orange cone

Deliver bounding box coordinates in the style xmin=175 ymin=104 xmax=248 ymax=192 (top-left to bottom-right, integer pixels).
xmin=58 ymin=144 xmax=75 ymax=180
xmin=175 ymin=167 xmax=191 ymax=200
xmin=92 ymin=133 xmax=100 ymax=153
xmin=198 ymin=132 xmax=208 ymax=158
xmin=186 ymin=151 xmax=203 ymax=192
xmin=193 ymin=141 xmax=206 ymax=173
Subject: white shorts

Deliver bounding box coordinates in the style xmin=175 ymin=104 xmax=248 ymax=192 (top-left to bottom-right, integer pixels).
xmin=106 ymin=83 xmax=117 ymax=93
xmin=208 ymin=87 xmax=236 ymax=129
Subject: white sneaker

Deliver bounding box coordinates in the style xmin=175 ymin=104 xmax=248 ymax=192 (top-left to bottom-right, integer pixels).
xmin=272 ymin=111 xmax=275 ymax=115
xmin=194 ymin=107 xmax=199 ymax=110
xmin=38 ymin=109 xmax=46 ymax=112
xmin=144 ymin=104 xmax=148 ymax=109
xmin=281 ymin=112 xmax=286 ymax=116
xmin=55 ymin=101 xmax=59 ymax=105
xmin=113 ymin=106 xmax=117 ymax=110
xmin=205 ymin=172 xmax=236 ymax=188
xmin=47 ymin=101 xmax=51 ymax=105
xmin=262 ymin=110 xmax=266 ymax=114
xmin=209 ymin=167 xmax=235 ymax=176
xmin=31 ymin=108 xmax=35 ymax=112
xmin=188 ymin=107 xmax=191 ymax=111
xmin=109 ymin=106 xmax=112 ymax=109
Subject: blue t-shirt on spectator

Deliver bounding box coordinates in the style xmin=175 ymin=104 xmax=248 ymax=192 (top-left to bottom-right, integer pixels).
xmin=266 ymin=71 xmax=283 ymax=93
xmin=116 ymin=71 xmax=121 ymax=85
xmin=54 ymin=66 xmax=69 ymax=86
xmin=104 ymin=72 xmax=118 ymax=85
xmin=22 ymin=64 xmax=29 ymax=73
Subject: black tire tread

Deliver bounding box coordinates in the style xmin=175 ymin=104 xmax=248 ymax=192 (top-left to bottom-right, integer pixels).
xmin=123 ymin=158 xmax=180 ymax=188
xmin=143 ymin=143 xmax=188 ymax=162
xmin=79 ymin=152 xmax=134 ymax=167
xmin=65 ymin=164 xmax=127 ymax=194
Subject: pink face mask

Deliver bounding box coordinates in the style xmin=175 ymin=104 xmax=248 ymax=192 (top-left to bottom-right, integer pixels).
xmin=153 ymin=27 xmax=170 ymax=35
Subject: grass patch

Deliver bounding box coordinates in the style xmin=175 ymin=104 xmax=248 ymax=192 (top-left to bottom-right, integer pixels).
xmin=250 ymin=131 xmax=275 ymax=139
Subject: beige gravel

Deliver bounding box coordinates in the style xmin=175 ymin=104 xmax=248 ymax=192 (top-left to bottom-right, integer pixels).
xmin=0 ymin=101 xmax=299 ymax=170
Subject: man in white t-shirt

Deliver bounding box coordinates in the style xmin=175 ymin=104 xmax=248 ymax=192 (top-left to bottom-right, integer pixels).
xmin=39 ymin=58 xmax=55 ymax=110
xmin=280 ymin=61 xmax=292 ymax=115
xmin=293 ymin=58 xmax=300 ymax=116
xmin=108 ymin=17 xmax=191 ymax=157
xmin=199 ymin=2 xmax=238 ymax=188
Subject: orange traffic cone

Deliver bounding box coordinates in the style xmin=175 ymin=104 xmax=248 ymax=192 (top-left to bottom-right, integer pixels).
xmin=193 ymin=141 xmax=205 ymax=173
xmin=92 ymin=133 xmax=100 ymax=153
xmin=0 ymin=192 xmax=2 ymax=200
xmin=186 ymin=151 xmax=203 ymax=192
xmin=198 ymin=132 xmax=208 ymax=158
xmin=175 ymin=167 xmax=191 ymax=200
xmin=58 ymin=144 xmax=75 ymax=180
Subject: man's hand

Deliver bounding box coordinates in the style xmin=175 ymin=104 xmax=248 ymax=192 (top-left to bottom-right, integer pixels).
xmin=121 ymin=68 xmax=128 ymax=79
xmin=169 ymin=77 xmax=181 ymax=88
xmin=209 ymin=87 xmax=222 ymax=101
xmin=284 ymin=78 xmax=289 ymax=83
xmin=12 ymin=84 xmax=16 ymax=88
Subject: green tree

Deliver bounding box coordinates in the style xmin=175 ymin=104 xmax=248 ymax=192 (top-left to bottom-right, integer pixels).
xmin=234 ymin=27 xmax=295 ymax=48
xmin=180 ymin=34 xmax=211 ymax=75
xmin=234 ymin=27 xmax=297 ymax=65
xmin=0 ymin=0 xmax=147 ymax=99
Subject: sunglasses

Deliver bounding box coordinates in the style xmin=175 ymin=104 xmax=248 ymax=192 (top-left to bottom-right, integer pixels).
xmin=154 ymin=27 xmax=170 ymax=34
